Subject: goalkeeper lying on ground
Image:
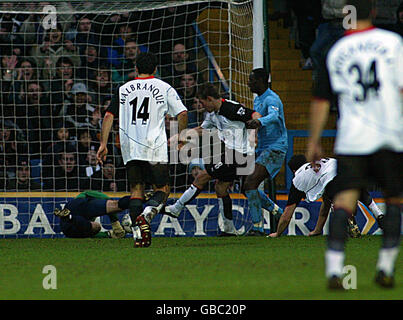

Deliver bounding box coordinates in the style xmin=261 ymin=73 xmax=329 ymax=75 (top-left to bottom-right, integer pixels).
xmin=54 ymin=190 xmax=131 ymax=238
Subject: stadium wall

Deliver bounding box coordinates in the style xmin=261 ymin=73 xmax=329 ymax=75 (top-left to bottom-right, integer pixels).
xmin=0 ymin=193 xmax=386 ymax=238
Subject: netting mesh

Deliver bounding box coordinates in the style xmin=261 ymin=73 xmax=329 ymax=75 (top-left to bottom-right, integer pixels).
xmin=0 ymin=0 xmax=255 ymax=237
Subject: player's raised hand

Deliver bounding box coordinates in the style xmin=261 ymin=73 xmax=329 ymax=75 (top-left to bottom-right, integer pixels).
xmin=96 ymin=144 xmax=108 ymax=165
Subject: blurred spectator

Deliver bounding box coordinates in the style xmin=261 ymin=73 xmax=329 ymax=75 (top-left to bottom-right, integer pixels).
xmin=14 ymin=81 xmax=53 ymax=159
xmin=393 ymin=2 xmax=403 ymax=36
xmin=30 ymin=23 xmax=80 ymax=71
xmin=0 ymin=120 xmax=28 ymax=179
xmin=60 ymin=82 xmax=100 ymax=138
xmin=76 ymin=128 xmax=94 ymax=164
xmin=187 ymin=97 xmax=206 ymax=129
xmin=74 ymin=15 xmax=100 ymax=56
xmin=77 ymin=42 xmax=101 ymax=83
xmin=44 ymin=145 xmax=89 ymax=191
xmin=0 ymin=3 xmax=23 ymax=48
xmin=111 ymin=38 xmax=141 ymax=84
xmin=290 ymin=0 xmax=321 ymax=70
xmin=373 ymin=0 xmax=402 ymax=32
xmin=5 ymin=157 xmax=42 ymax=191
xmin=268 ymin=0 xmax=291 ymax=26
xmin=160 ymin=42 xmax=203 ymax=90
xmin=90 ymin=157 xmax=126 ymax=192
xmin=80 ymin=143 xmax=101 ymax=178
xmin=89 ymin=64 xmax=115 ymax=107
xmin=309 ymin=0 xmax=345 ymax=74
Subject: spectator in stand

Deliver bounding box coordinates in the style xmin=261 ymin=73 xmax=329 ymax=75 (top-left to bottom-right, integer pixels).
xmin=89 ymin=64 xmax=115 ymax=107
xmin=80 ymin=143 xmax=101 ymax=178
xmin=44 ymin=145 xmax=89 ymax=191
xmin=76 ymin=128 xmax=94 ymax=165
xmin=393 ymin=2 xmax=403 ymax=37
xmin=160 ymin=42 xmax=203 ymax=90
xmin=42 ymin=124 xmax=75 ymax=183
xmin=60 ymin=82 xmax=100 ymax=139
xmin=111 ymin=38 xmax=141 ymax=84
xmin=309 ymin=0 xmax=345 ymax=74
xmin=188 ymin=96 xmax=206 ymax=129
xmin=74 ymin=15 xmax=99 ymax=56
xmin=77 ymin=41 xmax=101 ymax=84
xmin=0 ymin=120 xmax=28 ymax=180
xmin=30 ymin=23 xmax=80 ymax=71
xmin=5 ymin=157 xmax=42 ymax=191
xmin=177 ymin=72 xmax=203 ymax=128
xmin=90 ymin=156 xmax=127 ymax=192
xmin=0 ymin=2 xmax=23 ymax=49
xmin=15 ymin=81 xmax=53 ymax=159
xmin=290 ymin=0 xmax=322 ymax=70
xmin=49 ymin=56 xmax=76 ymax=117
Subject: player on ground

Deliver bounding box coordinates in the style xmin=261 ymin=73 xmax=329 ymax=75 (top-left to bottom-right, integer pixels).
xmin=306 ymin=0 xmax=402 ymax=288
xmin=165 ymin=83 xmax=261 ymax=228
xmin=268 ymin=155 xmax=385 ymax=238
xmin=54 ymin=190 xmax=129 ymax=238
xmin=243 ymin=68 xmax=288 ymax=236
xmin=97 ymin=52 xmax=188 ymax=247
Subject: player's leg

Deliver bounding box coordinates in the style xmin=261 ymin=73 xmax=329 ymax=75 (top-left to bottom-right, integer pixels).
xmin=373 ymin=151 xmax=402 ymax=288
xmin=126 ymin=160 xmax=146 ymax=222
xmin=243 ymin=163 xmax=269 ymax=235
xmin=244 ymin=149 xmax=285 ymax=235
xmin=325 ymin=155 xmax=364 ymax=289
xmin=166 ymin=169 xmax=211 ymax=217
xmin=358 ymin=189 xmax=385 ymax=229
xmin=216 ymin=180 xmax=237 ymax=236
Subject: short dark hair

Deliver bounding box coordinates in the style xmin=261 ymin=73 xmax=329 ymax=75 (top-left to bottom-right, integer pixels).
xmin=287 ymin=154 xmax=307 ymax=172
xmin=135 ymin=52 xmax=158 ymax=75
xmin=251 ymin=68 xmax=269 ymax=84
xmin=345 ymin=0 xmax=373 ymax=20
xmin=196 ymin=82 xmax=220 ymax=100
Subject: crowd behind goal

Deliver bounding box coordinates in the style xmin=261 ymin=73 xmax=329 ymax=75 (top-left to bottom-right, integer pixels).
xmin=0 ymin=2 xmax=226 ymax=193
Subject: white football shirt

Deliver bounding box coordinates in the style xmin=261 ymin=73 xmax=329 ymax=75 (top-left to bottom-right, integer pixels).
xmin=325 ymin=27 xmax=403 ymax=155
xmin=292 ymin=158 xmax=337 ymax=203
xmin=107 ymin=76 xmax=187 ymax=164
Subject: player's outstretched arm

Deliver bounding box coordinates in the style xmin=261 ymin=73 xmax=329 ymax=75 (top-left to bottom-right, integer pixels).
xmin=97 ymin=111 xmax=114 ymax=164
xmin=269 ymin=203 xmax=297 ymax=237
xmin=308 ymin=198 xmax=331 ymax=236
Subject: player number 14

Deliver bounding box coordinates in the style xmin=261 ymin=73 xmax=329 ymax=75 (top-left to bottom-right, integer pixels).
xmin=130 ymin=97 xmax=150 ymax=125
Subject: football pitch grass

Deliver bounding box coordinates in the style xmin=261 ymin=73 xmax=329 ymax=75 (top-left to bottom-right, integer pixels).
xmin=1 ymin=236 xmax=402 ymax=300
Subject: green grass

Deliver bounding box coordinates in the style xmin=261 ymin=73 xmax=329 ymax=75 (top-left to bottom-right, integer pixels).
xmin=0 ymin=236 xmax=402 ymax=300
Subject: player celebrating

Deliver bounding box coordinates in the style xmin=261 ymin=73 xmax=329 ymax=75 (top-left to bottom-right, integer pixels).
xmin=166 ymin=83 xmax=261 ymax=224
xmin=306 ymin=0 xmax=402 ymax=288
xmin=97 ymin=52 xmax=188 ymax=247
xmin=243 ymin=68 xmax=288 ymax=236
xmin=54 ymin=190 xmax=129 ymax=238
xmin=268 ymin=155 xmax=385 ymax=238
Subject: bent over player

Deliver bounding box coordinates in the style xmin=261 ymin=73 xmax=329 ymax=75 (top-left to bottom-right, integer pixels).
xmin=268 ymin=155 xmax=385 ymax=238
xmin=306 ymin=0 xmax=402 ymax=288
xmin=97 ymin=52 xmax=188 ymax=247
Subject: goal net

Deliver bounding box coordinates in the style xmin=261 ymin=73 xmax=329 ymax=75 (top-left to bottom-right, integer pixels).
xmin=0 ymin=0 xmax=262 ymax=238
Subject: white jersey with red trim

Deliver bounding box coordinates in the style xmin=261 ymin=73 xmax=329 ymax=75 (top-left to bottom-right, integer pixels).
xmin=326 ymin=27 xmax=403 ymax=155
xmin=292 ymin=158 xmax=337 ymax=203
xmin=112 ymin=76 xmax=187 ymax=164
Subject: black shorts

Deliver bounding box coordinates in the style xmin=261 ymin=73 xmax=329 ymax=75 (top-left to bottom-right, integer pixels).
xmin=126 ymin=160 xmax=169 ymax=188
xmin=331 ymin=150 xmax=403 ymax=198
xmin=205 ymin=161 xmax=238 ymax=182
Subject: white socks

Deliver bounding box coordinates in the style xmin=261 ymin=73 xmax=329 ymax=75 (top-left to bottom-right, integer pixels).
xmin=376 ymin=247 xmax=399 ymax=276
xmin=325 ymin=250 xmax=345 ymax=278
xmin=369 ymin=200 xmax=383 ymax=218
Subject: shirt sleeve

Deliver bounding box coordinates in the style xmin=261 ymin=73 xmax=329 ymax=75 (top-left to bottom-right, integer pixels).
xmin=106 ymin=86 xmax=120 ymax=117
xmin=257 ymin=97 xmax=282 ymax=127
xmin=218 ymin=100 xmax=255 ymax=123
xmin=286 ymin=183 xmax=306 ymax=206
xmin=167 ymin=86 xmax=187 ymax=117
xmin=396 ymin=37 xmax=403 ymax=89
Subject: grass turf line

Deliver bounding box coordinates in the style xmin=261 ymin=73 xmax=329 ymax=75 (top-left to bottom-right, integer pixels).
xmin=0 ymin=236 xmax=402 ymax=300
